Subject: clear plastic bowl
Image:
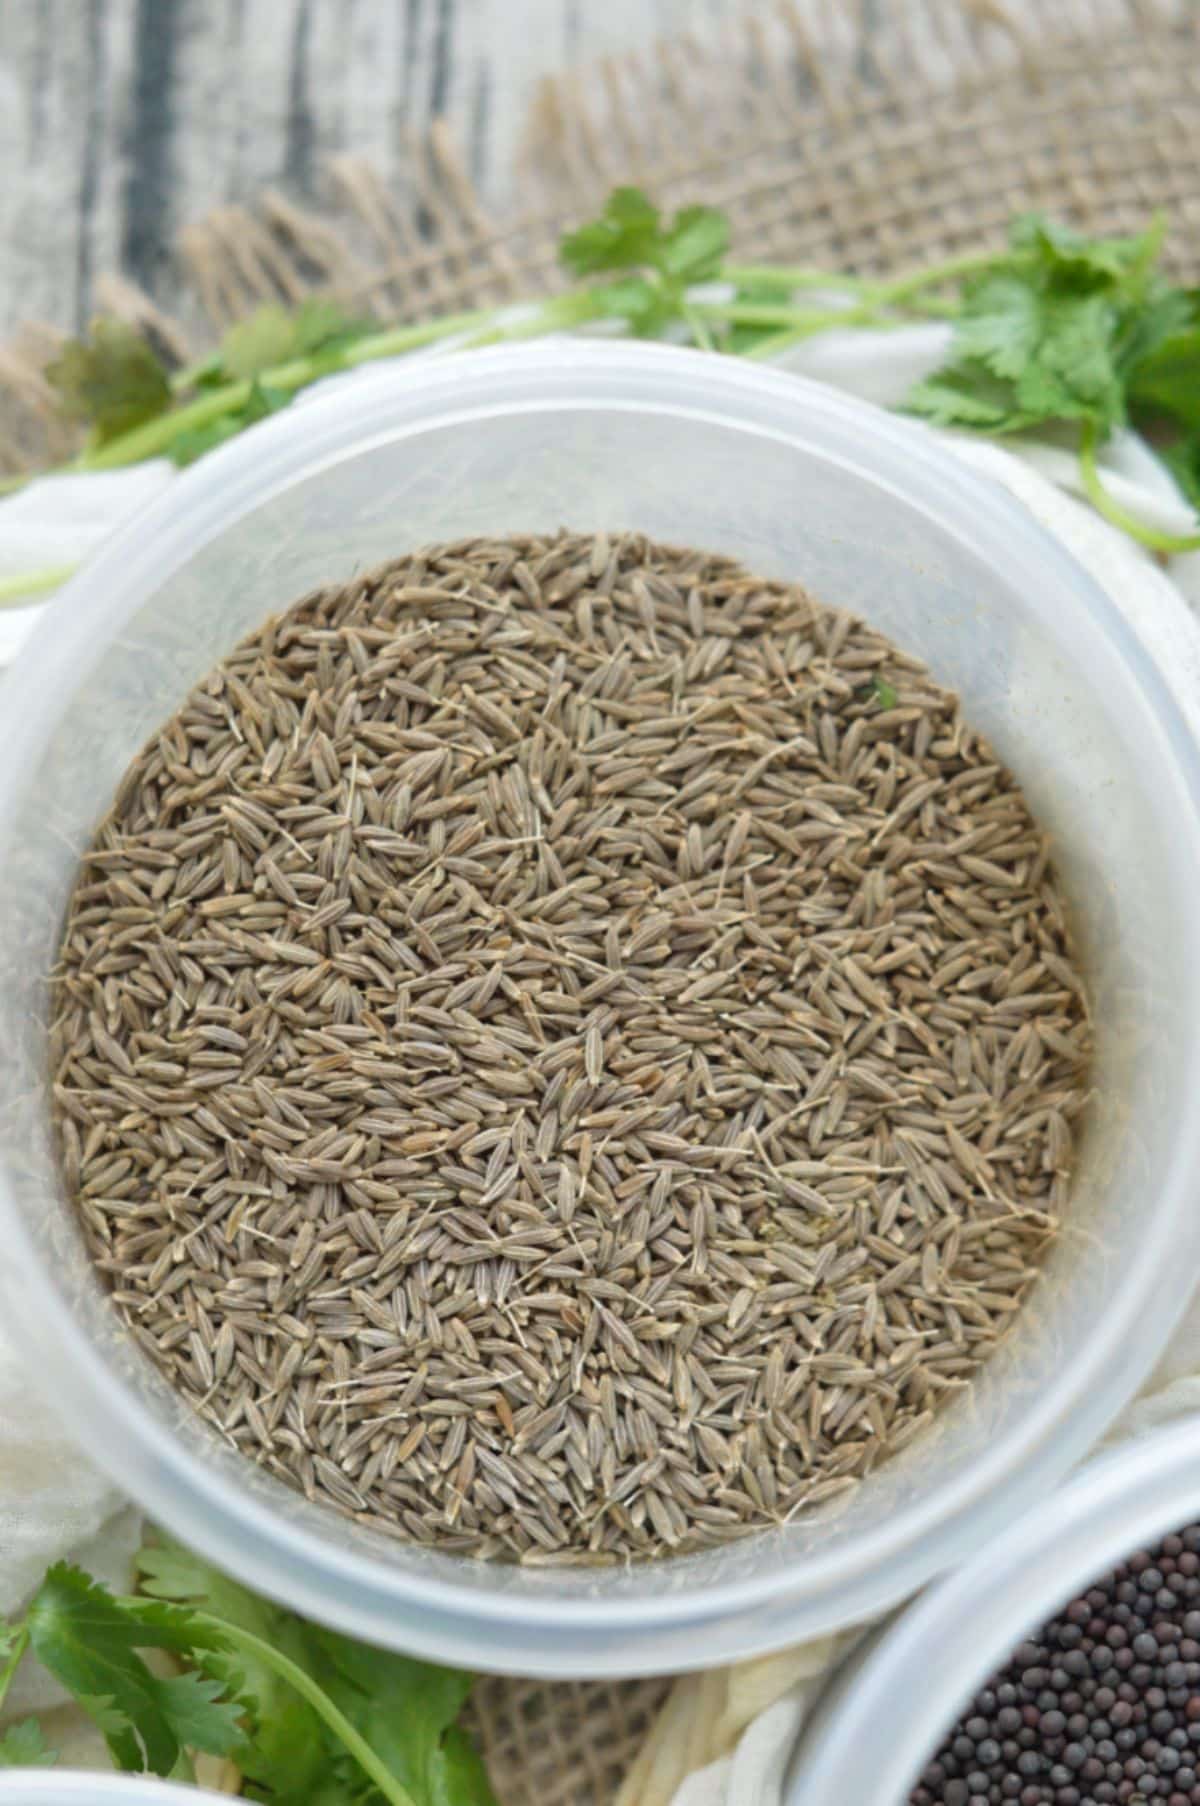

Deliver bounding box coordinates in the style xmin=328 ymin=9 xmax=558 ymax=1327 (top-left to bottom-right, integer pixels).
xmin=788 ymin=1417 xmax=1200 ymax=1803
xmin=2 ymin=341 xmax=1200 ymax=1678
xmin=0 ymin=1781 xmax=218 ymax=1804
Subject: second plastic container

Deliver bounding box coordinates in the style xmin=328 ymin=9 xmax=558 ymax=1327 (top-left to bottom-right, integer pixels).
xmin=788 ymin=1417 xmax=1200 ymax=1804
xmin=2 ymin=342 xmax=1200 ymax=1676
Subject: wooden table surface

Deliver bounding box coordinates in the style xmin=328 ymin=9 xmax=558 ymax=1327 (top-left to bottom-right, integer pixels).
xmin=0 ymin=0 xmax=725 ymax=335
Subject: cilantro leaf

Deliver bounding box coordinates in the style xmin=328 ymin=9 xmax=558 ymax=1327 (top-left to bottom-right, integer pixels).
xmin=907 ymin=364 xmax=1042 ymax=431
xmin=137 ymin=1540 xmax=326 ymax=1797
xmin=1163 ymin=434 xmax=1200 ymax=511
xmin=435 ymin=1726 xmax=496 ymax=1806
xmin=0 ymin=1719 xmax=57 ymax=1768
xmin=908 ymin=214 xmax=1175 ymax=441
xmin=171 ymin=380 xmax=292 ymax=467
xmin=558 ymin=187 xmax=729 ymax=337
xmin=1008 ymin=212 xmax=1164 ymax=286
xmin=559 ymin=187 xmax=663 ymax=276
xmin=25 ymin=1563 xmax=242 ymax=1776
xmin=306 ymin=1624 xmax=494 ymax=1806
xmin=217 ymin=308 xmax=297 ymax=380
xmin=219 ymin=297 xmax=361 ymax=380
xmin=1116 ymin=286 xmax=1196 ymax=382
xmin=1129 ymin=321 xmax=1200 ymax=430
xmin=952 ymin=275 xmax=1043 ymax=380
xmin=657 ymin=204 xmax=729 ymax=281
xmin=45 ymin=320 xmax=171 ymax=444
xmin=138 ymin=1536 xmax=495 ymax=1806
xmin=1014 ymin=292 xmax=1124 ymax=431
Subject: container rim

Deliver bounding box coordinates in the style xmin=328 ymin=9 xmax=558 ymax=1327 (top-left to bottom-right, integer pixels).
xmin=789 ymin=1417 xmax=1200 ymax=1804
xmin=0 ymin=1778 xmax=220 ymax=1803
xmin=3 ymin=340 xmax=1200 ymax=1674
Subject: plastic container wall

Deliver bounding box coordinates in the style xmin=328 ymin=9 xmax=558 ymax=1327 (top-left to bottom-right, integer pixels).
xmin=2 ymin=343 xmax=1200 ymax=1676
xmin=0 ymin=1779 xmax=221 ymax=1804
xmin=788 ymin=1418 xmax=1200 ymax=1804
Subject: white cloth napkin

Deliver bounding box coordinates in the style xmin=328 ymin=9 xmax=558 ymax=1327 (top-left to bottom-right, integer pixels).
xmin=1 ymin=336 xmax=1199 ymax=1793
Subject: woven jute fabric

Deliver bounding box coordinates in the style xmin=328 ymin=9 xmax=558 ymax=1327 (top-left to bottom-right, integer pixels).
xmin=2 ymin=0 xmax=1198 ymax=478
xmin=3 ymin=1 xmax=1198 ymax=1799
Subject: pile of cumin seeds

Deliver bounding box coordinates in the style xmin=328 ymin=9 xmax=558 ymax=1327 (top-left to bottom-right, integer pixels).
xmin=50 ymin=530 xmax=1092 ymax=1563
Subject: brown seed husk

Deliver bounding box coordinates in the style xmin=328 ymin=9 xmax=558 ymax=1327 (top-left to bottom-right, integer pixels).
xmin=49 ymin=531 xmax=1091 ymax=1562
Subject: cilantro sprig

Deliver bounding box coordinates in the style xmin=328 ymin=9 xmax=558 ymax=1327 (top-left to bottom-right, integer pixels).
xmin=5 ymin=187 xmax=1199 ymax=586
xmin=904 ymin=212 xmax=1200 ymax=549
xmin=560 ymin=186 xmax=729 ymax=339
xmin=0 ymin=1544 xmax=495 ymax=1805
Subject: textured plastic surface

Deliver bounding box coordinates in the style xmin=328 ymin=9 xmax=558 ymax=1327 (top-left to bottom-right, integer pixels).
xmin=0 ymin=1780 xmax=220 ymax=1803
xmin=2 ymin=342 xmax=1200 ymax=1677
xmin=789 ymin=1418 xmax=1200 ymax=1803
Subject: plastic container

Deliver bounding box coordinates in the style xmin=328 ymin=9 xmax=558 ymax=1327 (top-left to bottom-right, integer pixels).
xmin=789 ymin=1416 xmax=1200 ymax=1804
xmin=2 ymin=341 xmax=1200 ymax=1678
xmin=0 ymin=1780 xmax=220 ymax=1804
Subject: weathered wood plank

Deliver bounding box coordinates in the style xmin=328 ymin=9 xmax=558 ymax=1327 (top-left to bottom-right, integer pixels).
xmin=0 ymin=0 xmax=724 ymax=333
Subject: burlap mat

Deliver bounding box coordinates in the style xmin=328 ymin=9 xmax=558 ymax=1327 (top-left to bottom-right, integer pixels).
xmin=2 ymin=0 xmax=1198 ymax=1799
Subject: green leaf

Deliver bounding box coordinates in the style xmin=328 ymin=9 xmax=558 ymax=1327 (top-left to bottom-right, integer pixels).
xmin=953 ymin=275 xmax=1044 ymax=380
xmin=219 ymin=297 xmax=360 ymax=380
xmin=218 ymin=307 xmax=298 ymax=379
xmin=1163 ymin=434 xmax=1200 ymax=510
xmin=435 ymin=1726 xmax=497 ymax=1806
xmin=306 ymin=1625 xmax=494 ymax=1806
xmin=592 ymin=276 xmax=669 ymax=334
xmin=658 ymin=204 xmax=729 ymax=281
xmin=1008 ymin=212 xmax=1164 ymax=287
xmin=559 ymin=187 xmax=662 ymax=276
xmin=0 ymin=1719 xmax=57 ymax=1768
xmin=45 ymin=320 xmax=171 ymax=444
xmin=1014 ymin=292 xmax=1125 ymax=430
xmin=1129 ymin=323 xmax=1200 ymax=430
xmin=906 ymin=364 xmax=1040 ymax=431
xmin=872 ymin=676 xmax=899 ymax=710
xmin=140 ymin=1535 xmax=493 ymax=1806
xmin=1117 ymin=285 xmax=1196 ymax=381
xmin=558 ymin=187 xmax=730 ymax=342
xmin=137 ymin=1540 xmax=327 ymax=1796
xmin=170 ymin=379 xmax=292 ymax=466
xmin=908 ymin=218 xmax=1169 ymax=439
xmin=25 ymin=1563 xmax=241 ymax=1776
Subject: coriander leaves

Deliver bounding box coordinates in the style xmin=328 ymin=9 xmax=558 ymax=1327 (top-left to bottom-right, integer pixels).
xmin=0 ymin=1546 xmax=494 ymax=1805
xmin=16 ymin=189 xmax=1200 ymax=560
xmin=45 ymin=319 xmax=172 ymax=445
xmin=137 ymin=1538 xmax=496 ymax=1806
xmin=560 ymin=185 xmax=729 ymax=334
xmin=905 ymin=213 xmax=1166 ymax=435
xmin=0 ymin=1720 xmax=56 ymax=1769
xmin=905 ymin=211 xmax=1200 ymax=549
xmin=24 ymin=1563 xmax=245 ymax=1777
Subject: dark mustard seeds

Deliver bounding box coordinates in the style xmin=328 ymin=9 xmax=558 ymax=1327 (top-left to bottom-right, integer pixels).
xmin=912 ymin=1525 xmax=1200 ymax=1806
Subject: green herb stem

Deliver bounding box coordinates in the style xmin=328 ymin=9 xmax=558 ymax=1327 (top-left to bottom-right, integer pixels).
xmin=734 ymin=302 xmax=901 ymax=361
xmin=1078 ymin=424 xmax=1200 ymax=554
xmin=113 ymin=1600 xmax=418 ymax=1806
xmin=0 ymin=562 xmax=79 ymax=605
xmin=720 ymin=248 xmax=999 ymax=310
xmin=203 ymin=1626 xmax=416 ymax=1806
xmin=720 ymin=263 xmax=871 ymax=293
xmin=455 ymin=287 xmax=613 ymax=351
xmin=692 ymin=299 xmax=888 ymax=330
xmin=0 ymin=1625 xmax=30 ymax=1717
xmin=682 ymin=304 xmax=717 ymax=350
xmin=81 ymin=305 xmax=501 ymax=474
xmin=870 ymin=246 xmax=1008 ymax=305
